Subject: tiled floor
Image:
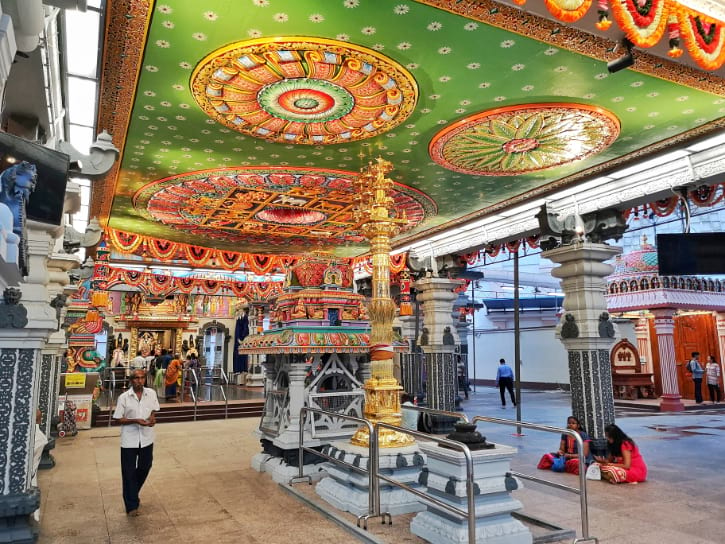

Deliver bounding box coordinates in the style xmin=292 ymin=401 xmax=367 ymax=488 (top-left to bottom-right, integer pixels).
xmin=38 ymin=387 xmax=725 ymax=543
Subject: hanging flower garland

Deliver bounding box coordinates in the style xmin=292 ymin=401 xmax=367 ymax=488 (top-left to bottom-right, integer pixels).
xmin=147 ymin=238 xmax=178 ymax=260
xmin=596 ymin=0 xmax=613 ymax=30
xmin=104 ymin=267 xmax=283 ymax=300
xmin=352 ymin=253 xmax=408 ymax=276
xmin=667 ymin=13 xmax=684 ymax=57
xmin=649 ymin=196 xmax=679 ymax=217
xmin=677 ymin=5 xmax=725 ymax=70
xmin=219 ymin=251 xmax=245 ymax=270
xmin=544 ymin=0 xmax=593 ymax=23
xmin=610 ymin=0 xmax=670 ymax=48
xmin=108 ymin=229 xmax=143 ymax=253
xmin=689 ymin=183 xmax=724 ymax=206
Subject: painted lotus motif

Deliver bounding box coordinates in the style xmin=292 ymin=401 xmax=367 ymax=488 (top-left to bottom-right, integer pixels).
xmin=429 ymin=103 xmax=620 ymax=176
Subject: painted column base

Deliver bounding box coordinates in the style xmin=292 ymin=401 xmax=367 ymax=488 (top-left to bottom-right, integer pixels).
xmin=0 ymin=489 xmax=40 ymax=544
xmin=411 ymin=441 xmax=532 ymax=544
xmin=659 ymin=394 xmax=685 ymax=412
xmin=315 ymin=441 xmax=426 ymax=517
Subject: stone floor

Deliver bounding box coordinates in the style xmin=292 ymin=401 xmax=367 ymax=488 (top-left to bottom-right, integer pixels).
xmin=38 ymin=387 xmax=725 ymax=543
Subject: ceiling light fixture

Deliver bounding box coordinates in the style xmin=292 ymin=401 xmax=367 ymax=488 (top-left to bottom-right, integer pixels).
xmin=607 ymin=39 xmax=634 ymax=73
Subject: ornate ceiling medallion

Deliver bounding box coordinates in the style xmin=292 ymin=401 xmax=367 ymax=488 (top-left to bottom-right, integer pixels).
xmin=133 ymin=167 xmax=435 ymax=250
xmin=191 ymin=37 xmax=418 ymax=145
xmin=429 ymin=103 xmax=620 ymax=176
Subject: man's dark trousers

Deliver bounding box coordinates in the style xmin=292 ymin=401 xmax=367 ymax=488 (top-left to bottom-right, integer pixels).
xmin=121 ymin=444 xmax=153 ymax=513
xmin=693 ymin=378 xmax=703 ymax=403
xmin=499 ymin=377 xmax=516 ymax=406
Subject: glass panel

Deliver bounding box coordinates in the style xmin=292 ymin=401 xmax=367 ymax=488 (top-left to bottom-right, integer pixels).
xmin=64 ymin=10 xmax=100 ymax=78
xmin=69 ymin=124 xmax=94 ymax=154
xmin=67 ymin=77 xmax=97 ymax=126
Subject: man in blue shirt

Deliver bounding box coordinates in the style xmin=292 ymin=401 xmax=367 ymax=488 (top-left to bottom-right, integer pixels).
xmin=496 ymin=358 xmax=516 ymax=408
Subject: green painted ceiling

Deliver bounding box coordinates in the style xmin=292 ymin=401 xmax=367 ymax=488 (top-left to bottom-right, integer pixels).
xmin=105 ymin=0 xmax=725 ymax=256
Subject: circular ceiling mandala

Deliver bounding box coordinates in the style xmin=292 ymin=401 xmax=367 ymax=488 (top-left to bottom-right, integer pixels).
xmin=429 ymin=103 xmax=620 ymax=176
xmin=133 ymin=167 xmax=436 ymax=250
xmin=191 ymin=37 xmax=418 ymax=145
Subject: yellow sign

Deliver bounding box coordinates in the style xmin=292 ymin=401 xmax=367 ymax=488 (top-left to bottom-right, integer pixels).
xmin=64 ymin=373 xmax=86 ymax=389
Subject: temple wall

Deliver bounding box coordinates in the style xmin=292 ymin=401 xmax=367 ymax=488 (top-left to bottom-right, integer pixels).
xmin=467 ymin=318 xmax=636 ymax=388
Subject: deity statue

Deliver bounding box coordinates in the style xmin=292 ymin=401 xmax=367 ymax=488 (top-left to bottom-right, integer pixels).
xmin=175 ymin=294 xmax=189 ymax=315
xmin=138 ymin=331 xmax=157 ymax=357
xmin=125 ymin=292 xmax=142 ymax=314
xmin=291 ymin=298 xmax=307 ymax=319
xmin=65 ymin=348 xmax=78 ymax=373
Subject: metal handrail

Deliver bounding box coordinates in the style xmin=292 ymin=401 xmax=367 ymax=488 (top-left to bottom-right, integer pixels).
xmin=401 ymin=404 xmax=469 ymax=425
xmin=219 ymin=368 xmax=229 ymax=419
xmin=294 ymin=407 xmax=381 ymax=526
xmin=106 ymin=370 xmax=116 ymax=427
xmin=375 ymin=422 xmax=476 ymax=544
xmin=471 ymin=415 xmax=596 ymax=544
xmin=187 ymin=368 xmax=199 ymax=421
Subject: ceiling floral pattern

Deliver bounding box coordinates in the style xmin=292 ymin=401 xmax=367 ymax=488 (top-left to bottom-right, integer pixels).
xmin=95 ymin=0 xmax=725 ymax=255
xmin=191 ymin=37 xmax=418 ymax=145
xmin=133 ymin=167 xmax=435 ymax=252
xmin=429 ymin=103 xmax=620 ymax=175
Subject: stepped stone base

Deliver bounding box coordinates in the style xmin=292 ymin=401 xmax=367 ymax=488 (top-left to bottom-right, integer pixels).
xmin=315 ymin=441 xmax=427 ymax=517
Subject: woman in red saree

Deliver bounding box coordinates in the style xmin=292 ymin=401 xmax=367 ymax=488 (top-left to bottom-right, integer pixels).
xmin=164 ymin=355 xmax=183 ymax=401
xmin=594 ymin=424 xmax=647 ymax=484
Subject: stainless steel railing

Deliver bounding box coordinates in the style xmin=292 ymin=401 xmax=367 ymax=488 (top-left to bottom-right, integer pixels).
xmin=293 ymin=407 xmax=382 ymax=526
xmin=471 ymin=415 xmax=597 ymax=544
xmin=374 ymin=422 xmax=477 ymax=544
xmin=219 ymin=368 xmax=229 ymax=419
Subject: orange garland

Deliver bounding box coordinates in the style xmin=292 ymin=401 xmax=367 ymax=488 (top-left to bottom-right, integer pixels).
xmin=610 ymin=0 xmax=670 ymax=48
xmin=543 ymin=0 xmax=593 ymax=23
xmin=677 ymin=5 xmax=725 ymax=70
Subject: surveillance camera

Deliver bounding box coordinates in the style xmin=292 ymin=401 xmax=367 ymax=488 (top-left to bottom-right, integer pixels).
xmin=607 ymin=54 xmax=634 ymax=73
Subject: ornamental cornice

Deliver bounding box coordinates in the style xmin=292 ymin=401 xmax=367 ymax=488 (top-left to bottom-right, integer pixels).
xmin=410 ymin=144 xmax=725 ymax=258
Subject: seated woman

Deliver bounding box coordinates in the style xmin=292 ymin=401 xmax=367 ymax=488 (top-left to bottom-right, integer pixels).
xmin=537 ymin=416 xmax=592 ymax=475
xmin=594 ymin=424 xmax=647 ymax=484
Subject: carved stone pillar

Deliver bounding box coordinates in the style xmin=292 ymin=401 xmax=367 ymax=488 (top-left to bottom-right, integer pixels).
xmin=414 ymin=277 xmax=461 ymax=431
xmin=651 ymin=308 xmax=684 ymax=412
xmin=634 ymin=315 xmax=654 ymax=374
xmin=544 ymin=242 xmax=622 ymax=450
xmin=0 ymin=223 xmax=60 ymax=539
xmin=39 ymin=252 xmax=77 ymax=468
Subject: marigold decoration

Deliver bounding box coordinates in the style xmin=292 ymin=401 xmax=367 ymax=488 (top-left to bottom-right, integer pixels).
xmin=544 ymin=0 xmax=592 ymax=23
xmin=596 ymin=0 xmax=612 ymax=30
xmin=667 ymin=13 xmax=684 ymax=57
xmin=610 ymin=0 xmax=669 ymax=48
xmin=677 ymin=6 xmax=725 ymax=70
xmin=512 ymin=0 xmax=527 ymax=5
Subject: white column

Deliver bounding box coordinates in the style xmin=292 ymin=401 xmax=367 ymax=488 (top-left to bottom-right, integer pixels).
xmin=651 ymin=308 xmax=684 ymax=411
xmin=634 ymin=316 xmax=654 ymax=374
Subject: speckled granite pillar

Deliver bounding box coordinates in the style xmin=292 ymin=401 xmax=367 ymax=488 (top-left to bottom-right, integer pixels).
xmin=544 ymin=242 xmax=621 ymax=453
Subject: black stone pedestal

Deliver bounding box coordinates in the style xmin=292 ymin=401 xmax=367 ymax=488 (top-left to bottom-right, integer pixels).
xmin=0 ymin=489 xmax=40 ymax=544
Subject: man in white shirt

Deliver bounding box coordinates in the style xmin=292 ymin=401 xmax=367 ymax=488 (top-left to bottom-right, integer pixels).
xmin=113 ymin=369 xmax=160 ymax=516
xmin=129 ymin=350 xmax=147 ymax=372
